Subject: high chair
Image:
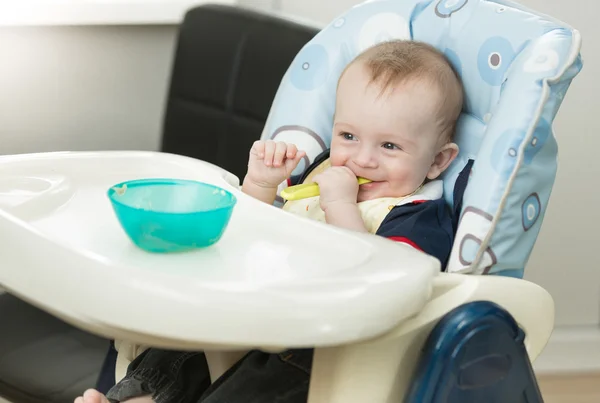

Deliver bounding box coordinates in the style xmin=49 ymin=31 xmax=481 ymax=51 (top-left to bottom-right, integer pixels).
xmin=0 ymin=1 xmax=582 ymax=402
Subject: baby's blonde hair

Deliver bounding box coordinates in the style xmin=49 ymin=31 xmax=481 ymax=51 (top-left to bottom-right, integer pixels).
xmin=341 ymin=40 xmax=464 ymax=142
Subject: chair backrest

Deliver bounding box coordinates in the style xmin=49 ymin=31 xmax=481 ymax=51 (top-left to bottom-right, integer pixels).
xmin=261 ymin=0 xmax=583 ymax=277
xmin=161 ymin=4 xmax=318 ymax=181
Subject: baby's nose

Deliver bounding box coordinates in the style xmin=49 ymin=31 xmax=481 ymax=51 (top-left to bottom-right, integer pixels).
xmin=354 ymin=149 xmax=378 ymax=168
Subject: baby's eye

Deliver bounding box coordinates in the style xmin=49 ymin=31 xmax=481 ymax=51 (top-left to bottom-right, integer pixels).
xmin=341 ymin=132 xmax=355 ymax=141
xmin=382 ymin=142 xmax=400 ymax=150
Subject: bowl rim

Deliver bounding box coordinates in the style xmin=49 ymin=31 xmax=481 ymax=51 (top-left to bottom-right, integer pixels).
xmin=107 ymin=178 xmax=237 ymax=215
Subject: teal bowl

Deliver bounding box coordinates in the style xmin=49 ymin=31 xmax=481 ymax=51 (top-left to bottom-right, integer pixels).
xmin=107 ymin=178 xmax=237 ymax=253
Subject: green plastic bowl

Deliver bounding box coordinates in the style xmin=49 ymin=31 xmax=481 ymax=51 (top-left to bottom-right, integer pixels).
xmin=107 ymin=178 xmax=237 ymax=253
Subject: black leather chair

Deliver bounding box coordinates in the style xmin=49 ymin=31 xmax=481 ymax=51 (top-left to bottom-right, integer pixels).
xmin=0 ymin=5 xmax=317 ymax=403
xmin=161 ymin=4 xmax=318 ymax=180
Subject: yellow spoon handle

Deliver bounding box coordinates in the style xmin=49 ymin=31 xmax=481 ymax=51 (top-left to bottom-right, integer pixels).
xmin=280 ymin=177 xmax=372 ymax=201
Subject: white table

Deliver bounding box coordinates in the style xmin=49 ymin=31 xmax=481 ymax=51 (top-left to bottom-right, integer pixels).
xmin=0 ymin=151 xmax=439 ymax=351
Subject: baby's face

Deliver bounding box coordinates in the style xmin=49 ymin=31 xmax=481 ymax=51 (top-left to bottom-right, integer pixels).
xmin=331 ymin=62 xmax=451 ymax=202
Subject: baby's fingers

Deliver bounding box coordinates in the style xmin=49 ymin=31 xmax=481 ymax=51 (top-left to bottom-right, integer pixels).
xmin=250 ymin=141 xmax=266 ymax=158
xmin=263 ymin=141 xmax=276 ymax=166
xmin=285 ymin=149 xmax=306 ymax=171
xmin=286 ymin=144 xmax=298 ymax=159
xmin=272 ymin=142 xmax=288 ymax=167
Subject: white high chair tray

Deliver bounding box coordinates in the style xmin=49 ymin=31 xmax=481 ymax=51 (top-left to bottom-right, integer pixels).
xmin=0 ymin=151 xmax=439 ymax=350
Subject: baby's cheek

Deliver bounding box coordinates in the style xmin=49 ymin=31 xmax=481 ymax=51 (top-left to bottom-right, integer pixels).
xmin=388 ymin=163 xmax=411 ymax=181
xmin=329 ymin=151 xmax=345 ymax=167
xmin=389 ymin=166 xmax=420 ymax=191
xmin=408 ymin=159 xmax=430 ymax=178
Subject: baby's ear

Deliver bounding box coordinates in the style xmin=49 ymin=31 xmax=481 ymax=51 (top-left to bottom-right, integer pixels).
xmin=427 ymin=142 xmax=459 ymax=180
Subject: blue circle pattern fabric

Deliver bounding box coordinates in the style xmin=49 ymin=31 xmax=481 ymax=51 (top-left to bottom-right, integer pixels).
xmin=261 ymin=0 xmax=583 ymax=278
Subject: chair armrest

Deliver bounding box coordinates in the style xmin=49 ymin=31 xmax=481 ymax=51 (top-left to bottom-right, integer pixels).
xmin=379 ymin=273 xmax=554 ymax=360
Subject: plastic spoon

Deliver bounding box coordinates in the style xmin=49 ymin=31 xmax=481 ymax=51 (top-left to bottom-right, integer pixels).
xmin=280 ymin=177 xmax=372 ymax=201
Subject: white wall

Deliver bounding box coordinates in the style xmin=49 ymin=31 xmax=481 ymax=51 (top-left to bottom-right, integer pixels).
xmin=276 ymin=0 xmax=359 ymax=23
xmin=0 ymin=24 xmax=177 ymax=155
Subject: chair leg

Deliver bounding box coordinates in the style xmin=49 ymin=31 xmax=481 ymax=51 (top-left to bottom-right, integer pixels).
xmin=307 ymin=326 xmax=435 ymax=403
xmin=204 ymin=350 xmax=250 ymax=383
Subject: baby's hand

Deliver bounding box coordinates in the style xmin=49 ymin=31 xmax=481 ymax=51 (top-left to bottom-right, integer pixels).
xmin=245 ymin=140 xmax=306 ymax=188
xmin=313 ymin=166 xmax=359 ymax=212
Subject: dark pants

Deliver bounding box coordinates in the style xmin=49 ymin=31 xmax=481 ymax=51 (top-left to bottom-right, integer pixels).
xmin=96 ymin=341 xmax=118 ymax=394
xmin=105 ymin=348 xmax=313 ymax=403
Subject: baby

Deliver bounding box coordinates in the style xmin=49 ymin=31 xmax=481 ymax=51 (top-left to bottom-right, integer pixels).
xmin=244 ymin=39 xmax=463 ymax=263
xmin=75 ymin=39 xmax=463 ymax=403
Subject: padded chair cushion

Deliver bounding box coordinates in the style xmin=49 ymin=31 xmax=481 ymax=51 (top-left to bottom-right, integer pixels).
xmin=260 ymin=0 xmax=582 ymax=277
xmin=0 ymin=293 xmax=109 ymax=403
xmin=161 ymin=4 xmax=319 ymax=182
